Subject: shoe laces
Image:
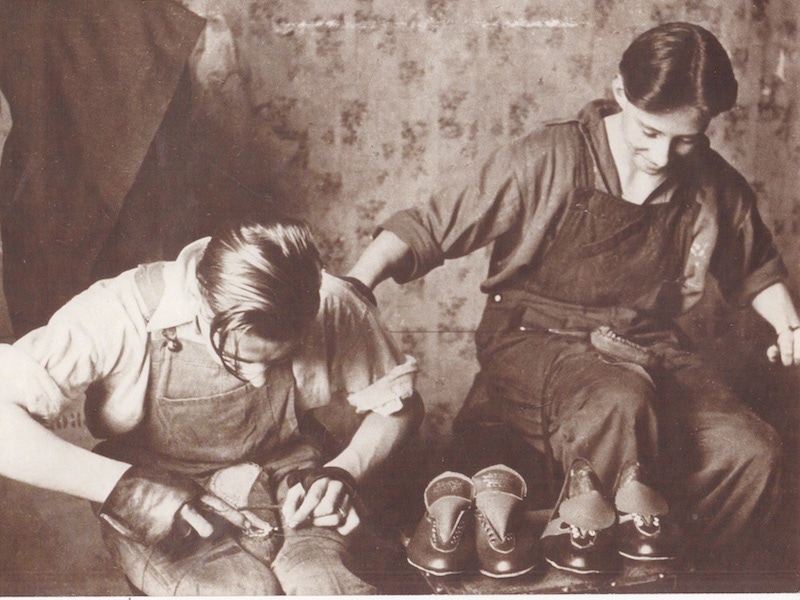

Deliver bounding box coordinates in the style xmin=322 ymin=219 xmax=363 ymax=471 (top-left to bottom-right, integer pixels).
xmin=632 ymin=513 xmax=661 ymax=536
xmin=429 ymin=512 xmax=467 ymax=546
xmin=569 ymin=525 xmax=597 ymax=549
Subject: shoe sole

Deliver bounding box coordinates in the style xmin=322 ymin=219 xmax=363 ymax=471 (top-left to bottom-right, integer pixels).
xmin=479 ymin=564 xmax=537 ymax=579
xmin=618 ymin=551 xmax=676 ymax=561
xmin=406 ymin=557 xmax=471 ymax=577
xmin=545 ymin=556 xmax=607 ymax=575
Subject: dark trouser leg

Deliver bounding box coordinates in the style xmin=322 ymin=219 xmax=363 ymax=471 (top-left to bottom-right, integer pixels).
xmin=655 ymin=363 xmax=782 ymax=564
xmin=475 ymin=322 xmax=660 ymax=496
xmin=544 ymin=355 xmax=660 ymax=495
xmin=271 ymin=526 xmax=378 ymax=595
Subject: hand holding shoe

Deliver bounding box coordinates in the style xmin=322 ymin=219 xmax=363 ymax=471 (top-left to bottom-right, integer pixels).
xmin=282 ymin=466 xmax=362 ymax=535
xmin=99 ymin=465 xmax=241 ymax=545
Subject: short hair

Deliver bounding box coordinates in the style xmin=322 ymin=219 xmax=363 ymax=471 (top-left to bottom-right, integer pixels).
xmin=619 ymin=22 xmax=738 ymax=117
xmin=197 ymin=215 xmax=322 ymax=374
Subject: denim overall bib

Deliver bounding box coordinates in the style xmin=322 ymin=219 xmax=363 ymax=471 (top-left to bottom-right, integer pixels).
xmin=96 ymin=263 xmax=374 ymax=595
xmin=454 ymin=173 xmax=684 ymax=497
xmin=462 ymin=151 xmax=781 ymax=552
xmin=99 ymin=262 xmax=317 ymax=479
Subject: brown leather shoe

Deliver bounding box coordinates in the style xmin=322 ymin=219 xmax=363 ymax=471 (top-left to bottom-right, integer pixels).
xmin=406 ymin=471 xmax=477 ymax=575
xmin=613 ymin=462 xmax=679 ymax=561
xmin=472 ymin=464 xmax=539 ymax=578
xmin=541 ymin=458 xmax=620 ymax=574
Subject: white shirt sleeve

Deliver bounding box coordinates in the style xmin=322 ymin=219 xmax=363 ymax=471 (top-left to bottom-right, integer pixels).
xmin=9 ymin=269 xmax=151 ymax=433
xmin=292 ymin=273 xmax=418 ymax=416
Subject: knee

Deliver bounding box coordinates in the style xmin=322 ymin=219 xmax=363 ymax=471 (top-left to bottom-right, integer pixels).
xmin=272 ymin=529 xmax=376 ymax=595
xmin=272 ymin=530 xmax=346 ymax=593
xmin=584 ymin=373 xmax=657 ymax=428
xmin=174 ymin=556 xmax=282 ymax=596
xmin=717 ymin=414 xmax=782 ymax=476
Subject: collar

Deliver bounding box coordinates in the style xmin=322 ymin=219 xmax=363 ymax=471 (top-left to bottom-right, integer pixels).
xmin=146 ymin=237 xmax=210 ymax=333
xmin=576 ymin=99 xmax=623 ymax=197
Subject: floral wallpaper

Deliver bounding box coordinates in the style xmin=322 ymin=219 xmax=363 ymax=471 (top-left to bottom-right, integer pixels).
xmin=0 ymin=0 xmax=799 ymax=594
xmin=175 ymin=0 xmax=800 ymax=444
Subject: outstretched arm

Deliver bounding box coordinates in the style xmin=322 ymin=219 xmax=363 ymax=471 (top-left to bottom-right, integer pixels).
xmin=751 ymin=281 xmax=800 ymax=366
xmin=347 ymin=230 xmax=413 ymax=290
xmin=0 ymin=398 xmax=131 ymax=502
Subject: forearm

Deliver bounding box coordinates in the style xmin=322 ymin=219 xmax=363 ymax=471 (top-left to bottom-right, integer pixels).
xmin=325 ymin=392 xmax=423 ymax=481
xmin=0 ymin=401 xmax=130 ymax=503
xmin=751 ymin=282 xmax=800 ymax=333
xmin=347 ymin=230 xmax=413 ymax=290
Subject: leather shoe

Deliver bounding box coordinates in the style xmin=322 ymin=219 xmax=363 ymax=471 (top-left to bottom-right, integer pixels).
xmin=541 ymin=458 xmax=619 ymax=574
xmin=472 ymin=464 xmax=539 ymax=578
xmin=406 ymin=471 xmax=477 ymax=575
xmin=613 ymin=462 xmax=679 ymax=561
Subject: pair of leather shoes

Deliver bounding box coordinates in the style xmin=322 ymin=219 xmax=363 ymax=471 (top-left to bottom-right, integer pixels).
xmin=406 ymin=465 xmax=539 ymax=578
xmin=542 ymin=458 xmax=678 ymax=575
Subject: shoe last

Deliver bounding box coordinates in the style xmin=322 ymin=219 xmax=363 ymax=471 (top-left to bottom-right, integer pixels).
xmin=472 ymin=464 xmax=539 ymax=578
xmin=542 ymin=457 xmax=620 ymax=575
xmin=406 ymin=471 xmax=477 ymax=575
xmin=613 ymin=462 xmax=679 ymax=561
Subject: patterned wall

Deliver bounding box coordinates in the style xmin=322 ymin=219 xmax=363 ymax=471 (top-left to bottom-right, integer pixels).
xmin=0 ymin=0 xmax=797 ymax=440
xmin=0 ymin=1 xmax=798 ymax=593
xmin=174 ymin=0 xmax=800 ymax=444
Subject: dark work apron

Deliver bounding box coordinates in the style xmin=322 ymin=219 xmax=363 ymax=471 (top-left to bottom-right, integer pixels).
xmin=460 ymin=183 xmax=699 ymax=483
xmin=518 ymin=185 xmax=696 ymax=325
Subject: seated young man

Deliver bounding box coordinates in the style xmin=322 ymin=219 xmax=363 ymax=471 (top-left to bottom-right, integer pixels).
xmin=0 ymin=215 xmax=423 ymax=595
xmin=349 ymin=22 xmax=798 ymax=572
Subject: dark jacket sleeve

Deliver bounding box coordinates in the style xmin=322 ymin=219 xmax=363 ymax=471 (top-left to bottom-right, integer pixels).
xmin=705 ymin=152 xmax=788 ymax=306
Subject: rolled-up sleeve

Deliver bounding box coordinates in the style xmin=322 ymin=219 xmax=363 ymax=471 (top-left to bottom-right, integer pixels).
xmin=379 ymin=141 xmax=525 ymax=283
xmin=709 ymin=162 xmax=788 ymax=307
xmin=292 ymin=274 xmax=418 ymax=415
xmin=9 ymin=269 xmax=151 ymax=431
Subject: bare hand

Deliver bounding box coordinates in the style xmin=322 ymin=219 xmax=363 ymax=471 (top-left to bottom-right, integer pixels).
xmin=767 ymin=327 xmax=800 ymax=366
xmin=281 ymin=477 xmax=360 ymax=535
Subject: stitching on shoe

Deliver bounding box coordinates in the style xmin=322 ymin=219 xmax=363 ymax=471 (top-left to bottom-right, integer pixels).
xmin=476 ymin=510 xmax=515 ymax=553
xmin=430 ymin=510 xmax=469 ymax=552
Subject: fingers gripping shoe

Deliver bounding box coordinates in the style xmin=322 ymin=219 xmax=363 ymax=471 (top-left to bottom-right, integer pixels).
xmin=406 ymin=472 xmax=477 ymax=575
xmin=614 ymin=462 xmax=679 ymax=562
xmin=542 ymin=458 xmax=619 ymax=575
xmin=472 ymin=464 xmax=539 ymax=578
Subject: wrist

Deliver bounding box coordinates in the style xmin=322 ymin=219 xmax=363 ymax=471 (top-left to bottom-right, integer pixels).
xmin=326 ymin=448 xmax=366 ymax=482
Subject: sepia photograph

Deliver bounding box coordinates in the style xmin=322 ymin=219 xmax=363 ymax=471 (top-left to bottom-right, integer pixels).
xmin=0 ymin=0 xmax=798 ymax=595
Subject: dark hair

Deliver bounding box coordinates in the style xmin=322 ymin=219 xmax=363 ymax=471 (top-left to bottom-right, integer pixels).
xmin=196 ymin=216 xmax=322 ymax=375
xmin=619 ymin=22 xmax=737 ymax=117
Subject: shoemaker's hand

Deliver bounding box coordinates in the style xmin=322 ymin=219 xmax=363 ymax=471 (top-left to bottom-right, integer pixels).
xmin=99 ymin=466 xmax=209 ymax=545
xmin=99 ymin=465 xmax=251 ymax=545
xmin=282 ymin=469 xmax=361 ymax=535
xmin=767 ymin=326 xmax=800 ymax=366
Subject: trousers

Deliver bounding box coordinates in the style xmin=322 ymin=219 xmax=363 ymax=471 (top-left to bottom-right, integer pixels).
xmin=464 ymin=293 xmax=782 ymax=563
xmin=101 ymin=517 xmax=375 ymax=596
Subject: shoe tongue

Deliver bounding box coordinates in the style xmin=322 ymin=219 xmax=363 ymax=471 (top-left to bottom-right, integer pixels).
xmin=476 ymin=493 xmax=516 ymax=539
xmin=559 ymin=490 xmax=616 ymax=530
xmin=429 ymin=496 xmax=471 ymax=541
xmin=615 ymin=481 xmax=669 ymax=516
